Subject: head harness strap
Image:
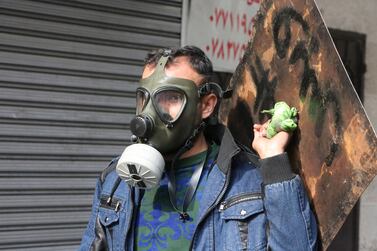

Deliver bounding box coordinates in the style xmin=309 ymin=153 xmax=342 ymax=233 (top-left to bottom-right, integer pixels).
xmin=198 ymin=82 xmax=233 ymax=99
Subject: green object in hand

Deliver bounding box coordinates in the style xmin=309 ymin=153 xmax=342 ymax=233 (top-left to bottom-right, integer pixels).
xmin=261 ymin=101 xmax=298 ymax=138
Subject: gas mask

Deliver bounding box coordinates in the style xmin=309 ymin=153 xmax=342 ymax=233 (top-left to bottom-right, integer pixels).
xmin=116 ymin=52 xmax=226 ymax=189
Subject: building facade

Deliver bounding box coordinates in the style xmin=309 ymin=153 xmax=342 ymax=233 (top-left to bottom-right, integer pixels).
xmin=0 ymin=0 xmax=375 ymax=250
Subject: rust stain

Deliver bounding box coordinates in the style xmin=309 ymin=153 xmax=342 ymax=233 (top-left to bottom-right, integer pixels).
xmin=262 ymin=47 xmax=274 ymax=65
xmin=236 ymin=69 xmax=256 ymax=103
xmin=343 ymin=114 xmax=377 ymax=171
xmin=303 ymin=8 xmax=310 ymax=19
xmin=312 ymin=52 xmax=323 ymax=73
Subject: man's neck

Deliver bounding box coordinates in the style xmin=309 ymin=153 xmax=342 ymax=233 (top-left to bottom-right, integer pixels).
xmin=180 ymin=132 xmax=208 ymax=159
xmin=162 ymin=132 xmax=208 ymax=161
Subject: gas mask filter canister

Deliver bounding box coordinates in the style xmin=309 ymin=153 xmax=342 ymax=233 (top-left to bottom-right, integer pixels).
xmin=116 ymin=143 xmax=165 ymax=189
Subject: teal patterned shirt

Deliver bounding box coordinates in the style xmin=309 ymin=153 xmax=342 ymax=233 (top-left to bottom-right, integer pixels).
xmin=135 ymin=143 xmax=219 ymax=251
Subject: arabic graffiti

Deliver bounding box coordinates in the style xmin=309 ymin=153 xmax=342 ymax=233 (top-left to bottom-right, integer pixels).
xmin=244 ymin=7 xmax=343 ymax=166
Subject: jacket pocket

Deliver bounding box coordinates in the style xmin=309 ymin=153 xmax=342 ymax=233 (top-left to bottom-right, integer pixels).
xmin=219 ymin=192 xmax=263 ymax=218
xmin=219 ymin=193 xmax=266 ymax=251
xmin=96 ymin=205 xmax=120 ymax=251
xmin=98 ymin=207 xmax=120 ymax=227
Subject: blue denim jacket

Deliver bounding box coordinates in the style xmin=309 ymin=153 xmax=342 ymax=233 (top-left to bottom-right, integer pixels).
xmin=79 ymin=127 xmax=318 ymax=250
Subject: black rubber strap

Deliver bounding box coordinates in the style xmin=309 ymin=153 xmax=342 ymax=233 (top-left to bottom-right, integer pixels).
xmin=167 ymin=147 xmax=210 ymax=222
xmin=106 ymin=176 xmax=122 ymax=206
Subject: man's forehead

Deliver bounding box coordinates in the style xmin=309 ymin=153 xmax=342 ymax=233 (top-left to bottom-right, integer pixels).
xmin=141 ymin=56 xmax=203 ymax=86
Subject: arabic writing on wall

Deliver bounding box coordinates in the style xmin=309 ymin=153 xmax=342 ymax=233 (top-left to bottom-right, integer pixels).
xmin=206 ymin=2 xmax=259 ymax=62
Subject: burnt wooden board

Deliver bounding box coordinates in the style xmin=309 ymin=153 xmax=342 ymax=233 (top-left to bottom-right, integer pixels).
xmin=220 ymin=0 xmax=377 ymax=249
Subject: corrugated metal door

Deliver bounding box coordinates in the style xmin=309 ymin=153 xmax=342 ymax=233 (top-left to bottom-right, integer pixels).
xmin=0 ymin=1 xmax=181 ymax=250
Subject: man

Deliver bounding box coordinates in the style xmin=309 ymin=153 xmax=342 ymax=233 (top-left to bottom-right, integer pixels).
xmin=79 ymin=46 xmax=318 ymax=250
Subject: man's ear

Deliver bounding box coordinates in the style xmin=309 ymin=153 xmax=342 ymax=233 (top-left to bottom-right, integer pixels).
xmin=200 ymin=93 xmax=218 ymax=119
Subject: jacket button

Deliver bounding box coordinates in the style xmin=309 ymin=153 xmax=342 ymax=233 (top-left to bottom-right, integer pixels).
xmin=105 ymin=217 xmax=109 ymax=222
xmin=240 ymin=209 xmax=247 ymax=216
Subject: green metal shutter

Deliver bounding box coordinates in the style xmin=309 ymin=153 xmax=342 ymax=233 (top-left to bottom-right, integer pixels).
xmin=0 ymin=0 xmax=181 ymax=250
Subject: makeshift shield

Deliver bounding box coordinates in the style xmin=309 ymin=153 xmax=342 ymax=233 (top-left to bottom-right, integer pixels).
xmin=220 ymin=0 xmax=377 ymax=249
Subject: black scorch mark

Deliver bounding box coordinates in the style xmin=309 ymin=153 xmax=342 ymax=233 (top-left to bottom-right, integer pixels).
xmin=248 ymin=55 xmax=277 ymax=121
xmin=272 ymin=7 xmax=342 ymax=166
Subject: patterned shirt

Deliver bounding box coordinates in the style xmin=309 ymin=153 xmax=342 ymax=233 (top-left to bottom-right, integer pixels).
xmin=135 ymin=143 xmax=219 ymax=250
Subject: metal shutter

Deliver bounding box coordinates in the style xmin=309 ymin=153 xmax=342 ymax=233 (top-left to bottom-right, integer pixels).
xmin=0 ymin=0 xmax=181 ymax=250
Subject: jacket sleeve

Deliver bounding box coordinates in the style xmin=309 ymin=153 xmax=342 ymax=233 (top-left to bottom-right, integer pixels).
xmin=259 ymin=153 xmax=318 ymax=251
xmin=78 ymin=178 xmax=108 ymax=251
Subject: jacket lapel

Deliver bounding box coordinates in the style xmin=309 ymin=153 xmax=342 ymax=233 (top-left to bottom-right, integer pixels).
xmin=196 ymin=127 xmax=240 ymax=223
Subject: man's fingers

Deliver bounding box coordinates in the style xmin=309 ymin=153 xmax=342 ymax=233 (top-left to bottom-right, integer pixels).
xmin=253 ymin=124 xmax=262 ymax=129
xmin=253 ymin=126 xmax=267 ymax=138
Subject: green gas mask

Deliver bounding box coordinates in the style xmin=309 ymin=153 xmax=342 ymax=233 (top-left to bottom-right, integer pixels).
xmin=116 ymin=52 xmax=227 ymax=189
xmin=130 ymin=54 xmax=203 ymax=154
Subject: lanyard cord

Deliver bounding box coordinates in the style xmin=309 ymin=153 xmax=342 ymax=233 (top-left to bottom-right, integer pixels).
xmin=167 ymin=146 xmax=211 ymax=222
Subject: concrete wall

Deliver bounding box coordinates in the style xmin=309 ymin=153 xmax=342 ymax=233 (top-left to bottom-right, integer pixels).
xmin=315 ymin=0 xmax=377 ymax=250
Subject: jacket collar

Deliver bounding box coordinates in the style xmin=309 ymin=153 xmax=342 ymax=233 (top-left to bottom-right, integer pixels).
xmin=205 ymin=124 xmax=240 ymax=174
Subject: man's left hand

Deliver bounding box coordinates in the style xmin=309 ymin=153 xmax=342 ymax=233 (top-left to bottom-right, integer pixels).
xmin=252 ymin=121 xmax=291 ymax=159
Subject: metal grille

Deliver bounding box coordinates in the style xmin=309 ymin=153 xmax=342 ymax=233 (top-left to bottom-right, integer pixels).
xmin=0 ymin=0 xmax=181 ymax=249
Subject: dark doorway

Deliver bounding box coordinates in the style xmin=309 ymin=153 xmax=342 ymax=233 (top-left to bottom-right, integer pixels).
xmin=327 ymin=28 xmax=367 ymax=251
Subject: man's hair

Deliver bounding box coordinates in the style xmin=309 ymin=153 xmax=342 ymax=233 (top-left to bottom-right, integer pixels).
xmin=144 ymin=45 xmax=213 ymax=83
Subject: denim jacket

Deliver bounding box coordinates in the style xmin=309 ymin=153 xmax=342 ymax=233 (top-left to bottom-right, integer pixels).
xmin=79 ymin=126 xmax=318 ymax=251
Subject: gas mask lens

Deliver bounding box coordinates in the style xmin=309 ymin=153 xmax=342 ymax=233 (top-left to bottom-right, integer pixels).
xmin=154 ymin=89 xmax=186 ymax=123
xmin=136 ymin=89 xmax=149 ymax=114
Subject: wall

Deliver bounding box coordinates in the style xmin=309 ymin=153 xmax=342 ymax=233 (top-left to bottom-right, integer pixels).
xmin=315 ymin=0 xmax=377 ymax=250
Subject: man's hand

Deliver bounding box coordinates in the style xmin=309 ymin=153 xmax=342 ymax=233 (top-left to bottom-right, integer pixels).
xmin=252 ymin=121 xmax=291 ymax=159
